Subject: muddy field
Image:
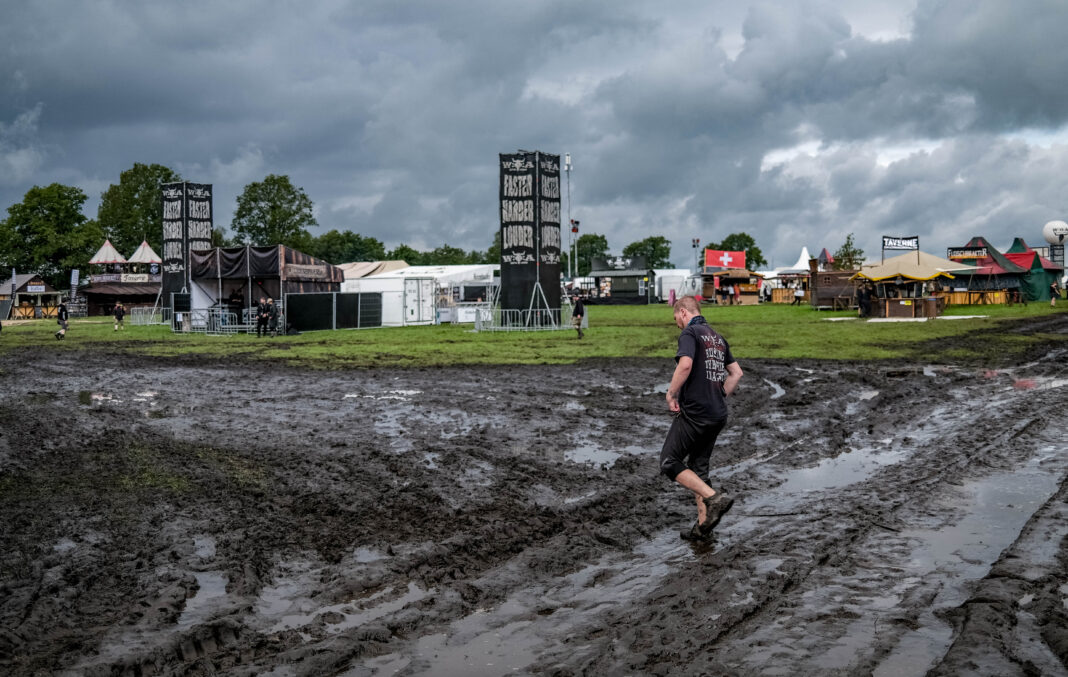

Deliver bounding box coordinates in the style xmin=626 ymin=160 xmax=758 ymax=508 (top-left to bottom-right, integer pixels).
xmin=2 ymin=317 xmax=1067 ymax=676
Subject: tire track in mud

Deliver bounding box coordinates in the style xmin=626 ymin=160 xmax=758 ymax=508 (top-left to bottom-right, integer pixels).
xmin=529 ymin=367 xmax=1068 ymax=676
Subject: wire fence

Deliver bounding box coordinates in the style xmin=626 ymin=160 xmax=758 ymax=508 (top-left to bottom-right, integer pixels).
xmin=475 ymin=302 xmax=585 ymax=332
xmin=130 ymin=307 xmax=172 ymax=326
xmin=171 ymin=308 xmax=241 ymax=336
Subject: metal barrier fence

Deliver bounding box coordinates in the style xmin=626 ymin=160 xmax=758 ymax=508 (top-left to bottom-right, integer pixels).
xmin=475 ymin=306 xmax=582 ymax=332
xmin=171 ymin=308 xmax=240 ymax=336
xmin=131 ymin=307 xmax=172 ymax=326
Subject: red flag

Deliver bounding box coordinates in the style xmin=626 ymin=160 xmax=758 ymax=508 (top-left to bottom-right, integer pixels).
xmin=705 ymin=249 xmax=746 ymax=269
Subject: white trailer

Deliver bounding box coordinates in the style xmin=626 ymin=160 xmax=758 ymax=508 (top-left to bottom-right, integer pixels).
xmin=653 ymin=268 xmax=692 ymax=302
xmin=341 ymin=276 xmax=435 ymax=326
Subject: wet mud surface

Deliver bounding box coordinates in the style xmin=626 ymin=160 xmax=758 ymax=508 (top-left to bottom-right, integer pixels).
xmin=2 ymin=319 xmax=1068 ymax=676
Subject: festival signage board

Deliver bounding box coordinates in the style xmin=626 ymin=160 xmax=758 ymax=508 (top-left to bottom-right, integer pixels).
xmin=883 ymin=236 xmax=919 ymax=251
xmin=537 ymin=152 xmax=562 ymax=311
xmin=161 ymin=182 xmax=213 ymax=306
xmin=947 ymin=247 xmax=988 ymax=260
xmin=499 ymin=152 xmax=538 ymax=310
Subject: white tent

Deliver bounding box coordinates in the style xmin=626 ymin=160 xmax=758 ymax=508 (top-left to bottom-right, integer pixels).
xmin=127 ymin=240 xmax=162 ymax=264
xmin=777 ymin=246 xmax=812 ymax=274
xmin=89 ymin=239 xmax=127 ymax=264
xmin=337 ymin=260 xmax=408 ymax=279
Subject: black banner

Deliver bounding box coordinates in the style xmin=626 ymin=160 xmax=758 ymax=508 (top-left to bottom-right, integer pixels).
xmin=161 ymin=182 xmax=186 ymax=302
xmin=161 ymin=182 xmax=214 ymax=306
xmin=499 ymin=152 xmax=537 ymax=310
xmin=537 ymin=153 xmax=562 ymax=310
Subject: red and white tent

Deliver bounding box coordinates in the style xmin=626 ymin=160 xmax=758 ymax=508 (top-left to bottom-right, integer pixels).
xmin=127 ymin=240 xmax=162 ymax=264
xmin=88 ymin=239 xmax=127 ymax=264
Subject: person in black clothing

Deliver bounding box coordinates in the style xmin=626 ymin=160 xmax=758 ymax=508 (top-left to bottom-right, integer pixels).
xmin=113 ymin=302 xmax=126 ymax=331
xmin=267 ymin=298 xmax=279 ymax=337
xmin=55 ymin=301 xmax=69 ymax=339
xmin=256 ymin=296 xmax=269 ymax=337
xmin=571 ymin=294 xmax=585 ymax=339
xmin=662 ymin=295 xmax=743 ymax=542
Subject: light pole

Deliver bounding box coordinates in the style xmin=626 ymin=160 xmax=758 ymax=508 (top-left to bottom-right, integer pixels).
xmin=565 ymin=153 xmax=573 ymax=279
xmin=692 ymin=238 xmax=701 ymax=272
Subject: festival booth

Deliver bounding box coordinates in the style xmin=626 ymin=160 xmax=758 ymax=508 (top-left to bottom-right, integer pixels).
xmin=809 ymin=258 xmax=861 ymax=309
xmin=703 ymin=269 xmax=764 ymax=305
xmin=943 ymin=237 xmax=1027 ymax=305
xmin=852 ymin=251 xmax=968 ymax=318
xmin=0 ymin=274 xmax=62 ymax=319
xmin=82 ymin=239 xmax=163 ymax=315
xmin=1004 ymin=238 xmax=1063 ymax=301
xmin=770 ymin=246 xmax=812 ymax=303
xmin=583 ymin=256 xmax=655 ymax=304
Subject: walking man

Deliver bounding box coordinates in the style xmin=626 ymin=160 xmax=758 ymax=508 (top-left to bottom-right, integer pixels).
xmin=571 ymin=293 xmax=585 ymax=339
xmin=661 ymin=295 xmax=743 ymax=541
xmin=256 ymin=296 xmax=269 ymax=337
xmin=55 ymin=300 xmax=69 ymax=340
xmin=113 ymin=302 xmax=125 ymax=331
xmin=267 ymin=297 xmax=279 ymax=337
xmin=1052 ymin=280 xmax=1061 ymax=308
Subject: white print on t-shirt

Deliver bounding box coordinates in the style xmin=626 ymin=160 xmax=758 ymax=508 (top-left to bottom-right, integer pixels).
xmin=700 ymin=331 xmax=727 ymax=383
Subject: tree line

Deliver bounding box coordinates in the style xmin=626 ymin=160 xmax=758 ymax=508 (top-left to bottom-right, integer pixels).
xmin=0 ymin=162 xmax=802 ymax=289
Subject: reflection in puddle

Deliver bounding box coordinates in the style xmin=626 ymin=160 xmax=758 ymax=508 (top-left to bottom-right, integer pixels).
xmin=776 ymin=445 xmax=909 ymax=495
xmin=763 ymin=379 xmax=785 ymax=400
xmin=872 ymin=453 xmax=1063 ymax=677
xmin=177 ymin=571 xmax=229 ymax=630
xmin=564 ymin=444 xmax=646 ymax=468
xmin=265 ymin=581 xmax=429 ymax=634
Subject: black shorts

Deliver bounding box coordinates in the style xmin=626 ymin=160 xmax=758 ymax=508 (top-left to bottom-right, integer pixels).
xmin=659 ymin=412 xmax=726 ymax=481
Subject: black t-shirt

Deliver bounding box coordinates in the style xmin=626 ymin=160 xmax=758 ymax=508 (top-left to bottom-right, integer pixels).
xmin=572 ymin=299 xmax=585 ymax=317
xmin=676 ymin=316 xmax=735 ymax=423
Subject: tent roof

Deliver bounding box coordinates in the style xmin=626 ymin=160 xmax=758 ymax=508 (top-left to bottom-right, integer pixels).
xmin=1005 ymin=250 xmax=1064 ymax=272
xmin=963 ymin=236 xmax=1027 ymax=274
xmin=370 ymin=264 xmax=498 ymax=281
xmin=1006 ymin=237 xmax=1033 ymax=254
xmin=776 ymin=246 xmax=812 ymax=274
xmin=818 ymin=248 xmax=834 ymax=264
xmin=336 ymin=260 xmax=409 ymax=279
xmin=127 ymin=240 xmax=162 ymax=263
xmin=89 ymin=239 xmax=127 ymax=264
xmin=853 ymin=250 xmax=973 ymax=282
xmin=1 ymin=273 xmax=52 ymax=292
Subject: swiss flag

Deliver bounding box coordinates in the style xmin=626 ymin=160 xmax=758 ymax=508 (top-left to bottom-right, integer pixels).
xmin=705 ymin=249 xmax=746 ymax=269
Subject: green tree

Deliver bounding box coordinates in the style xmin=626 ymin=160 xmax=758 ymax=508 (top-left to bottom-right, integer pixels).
xmin=622 ymin=235 xmax=672 ymax=269
xmin=832 ymin=233 xmax=865 ymax=270
xmin=484 ymin=231 xmax=501 ymax=264
xmin=0 ymin=183 xmax=103 ymax=289
xmin=387 ymin=243 xmax=425 ymax=265
xmin=231 ymin=174 xmax=317 ymax=249
xmin=96 ymin=162 xmax=182 ymax=257
xmin=310 ymin=229 xmax=386 ymax=264
xmin=423 ymin=244 xmax=470 ymax=265
xmin=706 ymin=232 xmax=767 ymax=269
xmin=575 ymin=233 xmax=609 ymax=276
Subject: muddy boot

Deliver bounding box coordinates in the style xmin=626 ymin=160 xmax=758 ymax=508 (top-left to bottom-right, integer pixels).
xmin=55 ymin=331 xmax=61 ymax=340
xmin=681 ymin=521 xmax=714 ymax=542
xmin=700 ymin=492 xmax=735 ymax=535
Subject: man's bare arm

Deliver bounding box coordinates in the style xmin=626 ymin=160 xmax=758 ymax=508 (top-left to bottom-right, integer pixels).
xmin=724 ymin=361 xmax=743 ymax=396
xmin=666 ymin=356 xmax=693 ymax=411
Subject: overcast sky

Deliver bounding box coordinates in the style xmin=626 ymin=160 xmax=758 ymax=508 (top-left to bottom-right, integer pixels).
xmin=3 ymin=0 xmax=1068 ymax=268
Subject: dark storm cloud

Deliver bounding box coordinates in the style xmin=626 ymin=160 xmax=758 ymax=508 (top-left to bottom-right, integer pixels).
xmin=1 ymin=0 xmax=1067 ymax=266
